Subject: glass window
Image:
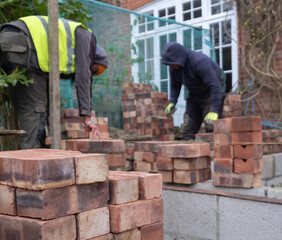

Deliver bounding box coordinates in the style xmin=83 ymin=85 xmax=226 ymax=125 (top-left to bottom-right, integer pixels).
xmin=182 ymin=0 xmax=202 ymax=22
xmin=221 ymin=20 xmax=231 ymax=45
xmin=223 ymin=47 xmax=231 ymax=70
xmin=211 ymin=0 xmax=233 ymax=15
xmin=158 ymin=6 xmax=176 ymax=27
xmin=138 ymin=12 xmax=154 ymax=33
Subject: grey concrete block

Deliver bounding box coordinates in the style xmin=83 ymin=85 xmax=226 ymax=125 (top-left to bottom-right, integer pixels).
xmin=265 ymin=175 xmax=282 ymax=188
xmin=273 ymin=153 xmax=282 ymax=176
xmin=262 ymin=155 xmax=274 ymax=179
xmin=219 ymin=197 xmax=282 ymax=240
xmin=163 ymin=189 xmax=217 ymax=240
xmin=267 ymin=187 xmax=282 ymax=199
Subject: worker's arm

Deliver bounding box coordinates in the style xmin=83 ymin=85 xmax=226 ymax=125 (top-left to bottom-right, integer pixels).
xmin=169 ymin=69 xmax=182 ymax=105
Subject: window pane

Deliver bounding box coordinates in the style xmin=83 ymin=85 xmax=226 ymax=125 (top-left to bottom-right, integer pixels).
xmin=212 ymin=6 xmax=220 ymax=15
xmin=168 ymin=7 xmax=175 ymax=15
xmin=211 ymin=0 xmax=220 ymax=4
xmin=168 ymin=16 xmax=175 ymax=25
xmin=147 ymin=59 xmax=154 ymax=80
xmin=138 ymin=16 xmax=145 ymax=24
xmin=193 ymin=28 xmax=202 ymax=50
xmin=159 ymin=9 xmax=165 ymax=17
xmin=222 ymin=20 xmax=231 ymax=45
xmin=160 ymin=35 xmax=167 ymax=55
xmin=225 ymin=73 xmax=232 ymax=93
xmin=159 ymin=20 xmax=166 ymax=27
xmin=193 ymin=0 xmax=201 ymax=8
xmin=210 ymin=23 xmax=219 ymax=46
xmin=183 ymin=29 xmax=192 ymax=49
xmin=223 ymin=3 xmax=232 ymax=12
xmin=169 ymin=33 xmax=177 ymax=42
xmin=138 ymin=39 xmax=145 ymax=58
xmin=183 ymin=12 xmax=191 ymax=21
xmin=183 ymin=2 xmax=191 ymax=11
xmin=147 ymin=22 xmax=154 ymax=31
xmin=139 ymin=25 xmax=145 ymax=33
xmin=160 ymin=63 xmax=168 ymax=79
xmin=138 ymin=62 xmax=145 ymax=79
xmin=147 ymin=38 xmax=154 ymax=59
xmin=223 ymin=47 xmax=231 ymax=70
xmin=215 ymin=48 xmax=219 ymax=65
xmin=194 ymin=9 xmax=202 ymax=18
xmin=161 ymin=80 xmax=168 ymax=93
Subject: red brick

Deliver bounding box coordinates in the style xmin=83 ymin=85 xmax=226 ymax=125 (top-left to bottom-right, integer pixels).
xmin=231 ymin=116 xmax=262 ymax=132
xmin=158 ymin=170 xmax=173 ymax=183
xmin=134 ymin=161 xmax=156 ymax=172
xmin=88 ymin=233 xmax=114 ymax=240
xmin=0 ymin=214 xmax=76 ymax=240
xmin=156 ymin=157 xmax=174 ymax=170
xmin=113 ymin=228 xmax=141 ymax=240
xmin=140 ymin=222 xmax=163 ymax=240
xmin=108 ymin=172 xmax=139 ymax=204
xmin=158 ymin=143 xmax=210 ymax=158
xmin=213 ymin=118 xmax=232 ymax=133
xmin=109 ymin=198 xmax=163 ymax=233
xmin=61 ymin=122 xmax=84 ymax=131
xmin=214 ymin=158 xmax=233 ymax=173
xmin=143 ymin=152 xmax=156 ymax=162
xmin=16 ymin=181 xmax=109 ymax=220
xmin=66 ymin=139 xmax=89 ymax=151
xmin=233 ymin=144 xmax=263 ymax=159
xmin=134 ymin=151 xmax=144 ymax=161
xmin=173 ymin=156 xmax=211 ymax=170
xmin=88 ymin=139 xmax=125 ymax=153
xmin=231 ymin=131 xmax=262 ymax=144
xmin=107 ymin=154 xmax=126 ymax=167
xmin=76 ymin=207 xmax=110 ymax=239
xmin=174 ymin=168 xmax=211 ymax=184
xmin=214 ymin=145 xmax=233 ymax=159
xmin=214 ymin=132 xmax=231 ymax=145
xmin=234 ymin=158 xmax=263 ymax=174
xmin=195 ymin=133 xmax=214 ymax=142
xmin=62 ymin=108 xmax=80 ymax=117
xmin=212 ymin=172 xmax=254 ymax=188
xmin=0 ymin=185 xmax=16 ymax=215
xmin=134 ymin=141 xmax=174 ymax=153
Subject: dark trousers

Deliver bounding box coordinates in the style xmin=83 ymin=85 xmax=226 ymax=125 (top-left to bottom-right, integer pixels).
xmin=183 ymin=95 xmax=224 ymax=140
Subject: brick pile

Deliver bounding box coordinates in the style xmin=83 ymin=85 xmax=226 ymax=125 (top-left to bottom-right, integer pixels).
xmin=0 ymin=149 xmax=110 ymax=240
xmin=157 ymin=143 xmax=211 ymax=184
xmin=133 ymin=141 xmax=174 ymax=173
xmin=262 ymin=129 xmax=282 ymax=154
xmin=61 ymin=108 xmax=110 ymax=139
xmin=222 ymin=94 xmax=241 ymax=118
xmin=63 ymin=139 xmax=126 ymax=169
xmin=122 ymin=82 xmax=174 ymax=141
xmin=212 ymin=116 xmax=263 ymax=188
xmin=108 ymin=171 xmax=163 ymax=239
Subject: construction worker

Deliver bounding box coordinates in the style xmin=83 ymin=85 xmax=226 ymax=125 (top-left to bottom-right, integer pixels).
xmin=161 ymin=42 xmax=225 ymax=140
xmin=0 ymin=15 xmax=108 ymax=149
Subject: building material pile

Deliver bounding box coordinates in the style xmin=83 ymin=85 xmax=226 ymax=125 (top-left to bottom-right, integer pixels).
xmin=222 ymin=94 xmax=241 ymax=118
xmin=212 ymin=116 xmax=263 ymax=188
xmin=262 ymin=129 xmax=282 ymax=154
xmin=122 ymin=82 xmax=174 ymax=141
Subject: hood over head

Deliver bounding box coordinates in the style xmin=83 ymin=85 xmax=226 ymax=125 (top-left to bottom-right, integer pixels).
xmin=161 ymin=42 xmax=188 ymax=67
xmin=93 ymin=45 xmax=108 ymax=68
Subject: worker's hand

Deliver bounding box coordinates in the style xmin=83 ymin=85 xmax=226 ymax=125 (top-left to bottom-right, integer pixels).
xmin=204 ymin=112 xmax=218 ymax=125
xmin=165 ymin=103 xmax=175 ymax=114
xmin=83 ymin=117 xmax=103 ymax=140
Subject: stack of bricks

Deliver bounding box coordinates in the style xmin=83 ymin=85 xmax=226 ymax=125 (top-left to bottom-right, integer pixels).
xmin=133 ymin=141 xmax=174 ymax=173
xmin=122 ymin=82 xmax=174 ymax=141
xmin=262 ymin=129 xmax=282 ymax=154
xmin=212 ymin=116 xmax=263 ymax=188
xmin=124 ymin=142 xmax=135 ymax=171
xmin=61 ymin=108 xmax=110 ymax=139
xmin=108 ymin=171 xmax=163 ymax=239
xmin=157 ymin=143 xmax=211 ymax=184
xmin=195 ymin=133 xmax=214 ymax=158
xmin=63 ymin=139 xmax=126 ymax=169
xmin=222 ymin=94 xmax=241 ymax=118
xmin=0 ymin=149 xmax=110 ymax=240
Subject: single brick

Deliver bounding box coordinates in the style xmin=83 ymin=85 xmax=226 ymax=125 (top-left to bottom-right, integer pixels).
xmin=213 ymin=118 xmax=232 ymax=133
xmin=213 ymin=158 xmax=233 ymax=173
xmin=214 ymin=132 xmax=231 ymax=145
xmin=195 ymin=133 xmax=214 ymax=142
xmin=108 ymin=172 xmax=139 ymax=204
xmin=16 ymin=181 xmax=109 ymax=220
xmin=174 ymin=168 xmax=211 ymax=184
xmin=233 ymin=144 xmax=263 ymax=159
xmin=0 ymin=185 xmax=16 ymax=215
xmin=88 ymin=233 xmax=114 ymax=240
xmin=231 ymin=116 xmax=262 ymax=132
xmin=134 ymin=141 xmax=174 ymax=153
xmin=143 ymin=152 xmax=156 ymax=162
xmin=0 ymin=155 xmax=12 ymax=185
xmin=158 ymin=170 xmax=173 ymax=183
xmin=231 ymin=131 xmax=262 ymax=144
xmin=113 ymin=228 xmax=141 ymax=240
xmin=88 ymin=139 xmax=125 ymax=153
xmin=173 ymin=156 xmax=211 ymax=170
xmin=214 ymin=145 xmax=233 ymax=159
xmin=158 ymin=143 xmax=210 ymax=158
xmin=156 ymin=157 xmax=174 ymax=170
xmin=234 ymin=158 xmax=263 ymax=174
xmin=140 ymin=222 xmax=163 ymax=240
xmin=212 ymin=172 xmax=254 ymax=188
xmin=0 ymin=214 xmax=76 ymax=240
xmin=75 ymin=154 xmax=108 ymax=184
xmin=134 ymin=161 xmax=154 ymax=172
xmin=61 ymin=122 xmax=84 ymax=131
xmin=107 ymin=154 xmax=126 ymax=167
xmin=109 ymin=198 xmax=163 ymax=233
xmin=76 ymin=207 xmax=110 ymax=240
xmin=66 ymin=139 xmax=89 ymax=152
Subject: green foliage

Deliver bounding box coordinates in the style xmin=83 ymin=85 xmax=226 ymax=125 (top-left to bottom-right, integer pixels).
xmin=0 ymin=68 xmax=33 ymax=88
xmin=271 ymin=183 xmax=282 ymax=188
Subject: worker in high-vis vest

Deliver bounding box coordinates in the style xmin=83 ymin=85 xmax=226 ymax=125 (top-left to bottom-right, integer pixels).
xmin=0 ymin=16 xmax=108 ymax=149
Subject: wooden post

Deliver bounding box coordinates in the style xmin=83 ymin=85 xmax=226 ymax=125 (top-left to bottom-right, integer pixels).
xmin=48 ymin=0 xmax=61 ymax=149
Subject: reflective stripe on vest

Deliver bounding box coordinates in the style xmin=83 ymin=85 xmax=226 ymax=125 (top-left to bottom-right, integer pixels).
xmin=19 ymin=16 xmax=89 ymax=73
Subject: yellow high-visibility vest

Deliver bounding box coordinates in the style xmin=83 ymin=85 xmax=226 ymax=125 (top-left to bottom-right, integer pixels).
xmin=20 ymin=16 xmax=90 ymax=73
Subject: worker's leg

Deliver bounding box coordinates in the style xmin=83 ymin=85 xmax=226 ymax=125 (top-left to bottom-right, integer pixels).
xmin=8 ymin=70 xmax=48 ymax=149
xmin=182 ymin=97 xmax=203 ymax=140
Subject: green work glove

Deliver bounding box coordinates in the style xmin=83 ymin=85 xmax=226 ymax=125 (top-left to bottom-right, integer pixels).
xmin=204 ymin=112 xmax=218 ymax=125
xmin=165 ymin=103 xmax=175 ymax=114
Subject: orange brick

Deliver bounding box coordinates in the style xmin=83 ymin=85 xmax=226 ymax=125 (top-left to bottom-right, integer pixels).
xmin=143 ymin=152 xmax=156 ymax=162
xmin=109 ymin=198 xmax=163 ymax=233
xmin=234 ymin=158 xmax=263 ymax=174
xmin=173 ymin=156 xmax=211 ymax=170
xmin=134 ymin=161 xmax=154 ymax=172
xmin=158 ymin=143 xmax=210 ymax=158
xmin=214 ymin=118 xmax=232 ymax=133
xmin=158 ymin=170 xmax=173 ymax=183
xmin=195 ymin=133 xmax=214 ymax=142
xmin=214 ymin=132 xmax=231 ymax=145
xmin=107 ymin=154 xmax=126 ymax=167
xmin=233 ymin=144 xmax=263 ymax=159
xmin=140 ymin=222 xmax=163 ymax=240
xmin=113 ymin=228 xmax=140 ymax=240
xmin=231 ymin=131 xmax=262 ymax=144
xmin=214 ymin=158 xmax=233 ymax=173
xmin=174 ymin=168 xmax=211 ymax=184
xmin=88 ymin=233 xmax=114 ymax=240
xmin=231 ymin=116 xmax=262 ymax=132
xmin=0 ymin=214 xmax=76 ymax=240
xmin=0 ymin=185 xmax=16 ymax=215
xmin=214 ymin=145 xmax=233 ymax=159
xmin=156 ymin=157 xmax=174 ymax=170
xmin=134 ymin=141 xmax=174 ymax=153
xmin=212 ymin=172 xmax=254 ymax=188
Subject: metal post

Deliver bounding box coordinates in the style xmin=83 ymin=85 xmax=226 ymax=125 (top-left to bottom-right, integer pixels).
xmin=48 ymin=0 xmax=61 ymax=149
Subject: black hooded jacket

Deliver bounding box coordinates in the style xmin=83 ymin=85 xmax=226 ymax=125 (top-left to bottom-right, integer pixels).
xmin=161 ymin=42 xmax=223 ymax=114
